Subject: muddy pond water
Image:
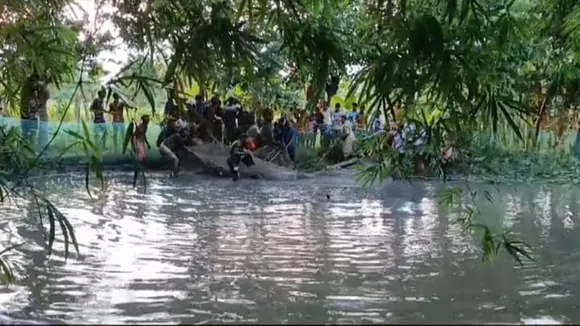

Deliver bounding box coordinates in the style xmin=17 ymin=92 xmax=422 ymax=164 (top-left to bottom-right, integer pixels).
xmin=0 ymin=171 xmax=578 ymax=324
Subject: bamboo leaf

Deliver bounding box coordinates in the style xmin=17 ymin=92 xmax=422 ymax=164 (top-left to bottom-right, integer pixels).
xmin=0 ymin=257 xmax=15 ymax=284
xmin=46 ymin=204 xmax=56 ymax=256
xmin=122 ymin=121 xmax=135 ymax=155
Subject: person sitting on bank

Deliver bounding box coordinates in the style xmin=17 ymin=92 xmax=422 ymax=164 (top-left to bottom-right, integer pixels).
xmin=227 ymin=133 xmax=255 ymax=181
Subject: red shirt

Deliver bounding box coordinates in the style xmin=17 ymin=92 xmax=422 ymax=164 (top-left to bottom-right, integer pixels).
xmin=247 ymin=140 xmax=257 ymax=151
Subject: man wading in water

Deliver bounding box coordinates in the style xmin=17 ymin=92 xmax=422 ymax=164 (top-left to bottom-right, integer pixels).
xmin=133 ymin=114 xmax=151 ymax=161
xmin=227 ymin=133 xmax=255 ymax=181
xmin=131 ymin=115 xmax=151 ymax=188
xmin=159 ymin=126 xmax=197 ymax=177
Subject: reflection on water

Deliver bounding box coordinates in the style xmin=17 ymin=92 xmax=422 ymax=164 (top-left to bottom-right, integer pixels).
xmin=0 ymin=172 xmax=579 ymax=324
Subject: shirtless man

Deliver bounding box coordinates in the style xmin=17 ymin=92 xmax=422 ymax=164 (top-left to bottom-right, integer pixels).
xmin=159 ymin=126 xmax=198 ymax=176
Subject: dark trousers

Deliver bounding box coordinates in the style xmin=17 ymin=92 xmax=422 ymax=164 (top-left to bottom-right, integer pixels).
xmin=286 ymin=144 xmax=296 ymax=161
xmin=227 ymin=154 xmax=255 ymax=180
xmin=225 ymin=126 xmax=238 ymax=145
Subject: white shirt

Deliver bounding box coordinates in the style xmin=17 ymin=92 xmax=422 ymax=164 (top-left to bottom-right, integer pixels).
xmin=322 ymin=109 xmax=332 ymax=126
xmin=332 ymin=110 xmax=346 ymax=125
xmin=177 ymin=118 xmax=188 ymax=129
xmin=342 ymin=120 xmax=355 ymax=140
xmin=224 ymin=104 xmax=240 ymax=111
xmin=393 ymin=123 xmax=428 ymax=153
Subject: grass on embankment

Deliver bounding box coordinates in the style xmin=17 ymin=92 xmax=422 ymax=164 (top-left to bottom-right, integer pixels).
xmin=292 ymin=129 xmax=580 ymax=185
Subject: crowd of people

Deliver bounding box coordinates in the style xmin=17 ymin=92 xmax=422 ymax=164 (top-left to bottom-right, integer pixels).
xmin=7 ymin=82 xmax=454 ymax=179
xmin=149 ymin=92 xmax=376 ymax=179
xmin=10 ymin=85 xmax=446 ymax=179
xmin=157 ymin=93 xmax=303 ymax=179
xmin=0 ymin=80 xmax=457 ymax=181
xmin=81 ymin=88 xmax=407 ymax=178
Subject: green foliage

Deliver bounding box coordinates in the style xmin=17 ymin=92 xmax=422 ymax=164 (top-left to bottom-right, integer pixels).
xmin=64 ymin=120 xmax=105 ymax=198
xmin=439 ymin=186 xmax=534 ymax=266
xmin=0 ymin=4 xmax=80 ymax=98
xmin=354 ymin=124 xmax=538 ymax=265
xmin=122 ymin=121 xmax=136 ymax=155
xmin=0 ymin=125 xmax=80 ymax=284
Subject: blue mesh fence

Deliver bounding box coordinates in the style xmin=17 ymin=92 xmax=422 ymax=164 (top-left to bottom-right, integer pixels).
xmin=0 ymin=117 xmax=164 ymax=166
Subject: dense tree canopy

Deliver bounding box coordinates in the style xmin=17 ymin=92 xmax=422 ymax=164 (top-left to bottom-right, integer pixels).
xmin=2 ymin=0 xmax=580 ymax=140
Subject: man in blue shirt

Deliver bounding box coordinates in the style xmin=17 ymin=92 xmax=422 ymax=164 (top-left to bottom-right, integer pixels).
xmin=332 ymin=103 xmax=345 ymax=124
xmin=194 ymin=94 xmax=206 ymax=117
xmin=164 ymin=91 xmax=177 ymax=117
xmin=277 ymin=117 xmax=297 ymax=163
xmin=348 ymin=103 xmax=359 ymax=121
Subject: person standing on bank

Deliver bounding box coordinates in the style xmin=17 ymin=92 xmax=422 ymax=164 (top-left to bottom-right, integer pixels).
xmin=90 ymin=89 xmax=108 ymax=148
xmin=108 ymin=93 xmax=126 ymax=153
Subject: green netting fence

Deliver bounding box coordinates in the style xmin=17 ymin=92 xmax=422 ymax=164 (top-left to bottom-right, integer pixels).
xmin=0 ymin=117 xmax=164 ymax=166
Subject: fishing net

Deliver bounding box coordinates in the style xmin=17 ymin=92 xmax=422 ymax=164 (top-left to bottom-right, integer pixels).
xmin=0 ymin=116 xmax=377 ymax=169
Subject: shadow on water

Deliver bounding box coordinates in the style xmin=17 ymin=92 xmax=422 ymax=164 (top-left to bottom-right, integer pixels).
xmin=0 ymin=172 xmax=578 ymax=324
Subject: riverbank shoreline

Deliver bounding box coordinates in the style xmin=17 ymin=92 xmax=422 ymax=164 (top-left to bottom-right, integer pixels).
xmin=24 ymin=149 xmax=580 ymax=186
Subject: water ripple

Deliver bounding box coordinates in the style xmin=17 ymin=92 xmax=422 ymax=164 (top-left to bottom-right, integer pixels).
xmin=0 ymin=173 xmax=578 ymax=324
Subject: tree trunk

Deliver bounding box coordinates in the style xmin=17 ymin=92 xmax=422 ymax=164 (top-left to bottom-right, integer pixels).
xmin=19 ymin=76 xmax=37 ymax=118
xmin=37 ymin=83 xmax=50 ymax=121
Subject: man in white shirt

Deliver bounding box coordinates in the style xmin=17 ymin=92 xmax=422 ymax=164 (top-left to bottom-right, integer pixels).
xmin=322 ymin=104 xmax=332 ymax=130
xmin=340 ymin=115 xmax=356 ymax=159
xmin=332 ymin=103 xmax=346 ymax=126
xmin=319 ymin=102 xmax=333 ymax=149
xmin=392 ymin=122 xmax=428 ymax=153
